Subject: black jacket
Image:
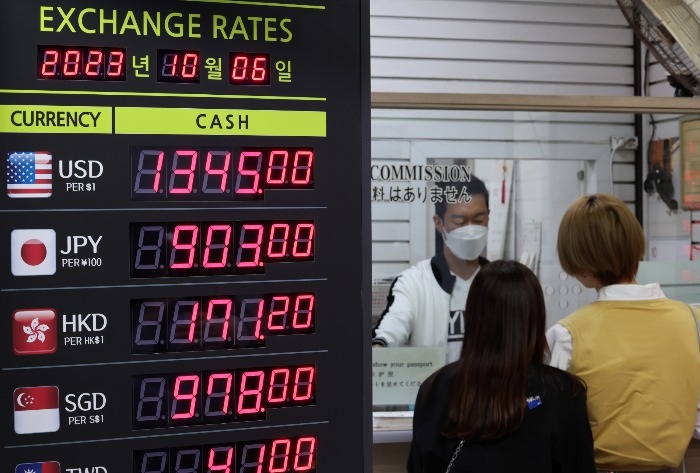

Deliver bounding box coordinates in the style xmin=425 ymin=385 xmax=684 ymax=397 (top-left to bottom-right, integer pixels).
xmin=408 ymin=363 xmax=595 ymax=473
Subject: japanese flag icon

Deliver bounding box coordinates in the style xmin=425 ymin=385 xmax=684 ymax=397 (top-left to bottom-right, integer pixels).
xmin=11 ymin=229 xmax=56 ymax=276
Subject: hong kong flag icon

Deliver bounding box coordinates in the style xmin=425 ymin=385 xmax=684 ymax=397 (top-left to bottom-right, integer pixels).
xmin=14 ymin=386 xmax=60 ymax=434
xmin=15 ymin=461 xmax=61 ymax=473
xmin=13 ymin=309 xmax=58 ymax=355
xmin=11 ymin=229 xmax=56 ymax=276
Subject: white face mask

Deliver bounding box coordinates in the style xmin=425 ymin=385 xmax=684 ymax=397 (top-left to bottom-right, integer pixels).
xmin=442 ymin=224 xmax=488 ymax=261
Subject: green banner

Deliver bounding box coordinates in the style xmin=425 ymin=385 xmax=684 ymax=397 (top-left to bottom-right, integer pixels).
xmin=0 ymin=105 xmax=112 ymax=133
xmin=115 ymin=107 xmax=326 ymax=136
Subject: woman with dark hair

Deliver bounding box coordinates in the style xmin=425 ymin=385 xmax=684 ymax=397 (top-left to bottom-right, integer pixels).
xmin=408 ymin=260 xmax=595 ymax=473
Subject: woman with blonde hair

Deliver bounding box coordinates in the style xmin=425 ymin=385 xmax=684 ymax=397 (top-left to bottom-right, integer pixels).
xmin=548 ymin=193 xmax=700 ymax=473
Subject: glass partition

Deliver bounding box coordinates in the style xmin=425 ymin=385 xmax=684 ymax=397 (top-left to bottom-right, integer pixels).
xmin=370 ymin=108 xmax=700 ymax=415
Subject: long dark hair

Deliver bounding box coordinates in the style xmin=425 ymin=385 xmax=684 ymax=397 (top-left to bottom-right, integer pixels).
xmin=442 ymin=260 xmax=548 ymax=441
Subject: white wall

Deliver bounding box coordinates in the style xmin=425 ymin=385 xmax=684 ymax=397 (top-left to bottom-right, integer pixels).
xmin=370 ymin=0 xmax=634 ymax=95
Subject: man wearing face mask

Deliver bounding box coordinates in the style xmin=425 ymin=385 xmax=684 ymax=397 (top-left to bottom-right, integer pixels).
xmin=372 ymin=177 xmax=490 ymax=363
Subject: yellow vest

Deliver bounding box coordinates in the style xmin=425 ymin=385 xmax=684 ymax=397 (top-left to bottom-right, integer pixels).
xmin=559 ymin=299 xmax=700 ymax=471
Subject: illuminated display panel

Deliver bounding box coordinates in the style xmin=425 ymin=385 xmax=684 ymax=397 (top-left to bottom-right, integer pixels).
xmin=0 ymin=0 xmax=368 ymax=471
xmin=130 ymin=147 xmax=314 ymax=200
xmin=131 ymin=292 xmax=315 ymax=353
xmin=134 ymin=435 xmax=317 ymax=473
xmin=132 ymin=365 xmax=316 ymax=428
xmin=37 ymin=45 xmax=127 ymax=81
xmin=130 ymin=220 xmax=315 ymax=277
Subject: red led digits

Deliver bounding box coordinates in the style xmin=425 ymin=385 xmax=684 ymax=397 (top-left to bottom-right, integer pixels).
xmin=252 ymin=56 xmax=268 ymax=82
xmin=236 ymin=297 xmax=265 ymax=345
xmin=231 ymin=366 xmax=316 ymax=419
xmin=133 ymin=366 xmax=316 ymax=429
xmin=134 ymin=436 xmax=317 ymax=473
xmin=133 ymin=150 xmax=165 ymax=195
xmin=169 ymin=300 xmax=199 ymax=347
xmin=239 ymin=443 xmax=267 ymax=473
xmin=231 ymin=55 xmax=249 ymax=82
xmin=208 ymin=446 xmax=234 ymax=473
xmin=38 ymin=46 xmax=126 ymax=80
xmin=63 ymin=49 xmax=81 ymax=77
xmin=169 ymin=151 xmax=198 ymax=194
xmin=85 ymin=50 xmax=103 ymax=77
xmin=292 ymin=223 xmax=315 ymax=258
xmin=131 ymin=293 xmax=315 ymax=354
xmin=237 ymin=370 xmax=265 ymax=415
xmin=170 ymin=225 xmax=199 ymax=269
xmin=106 ymin=50 xmax=125 ymax=77
xmin=203 ymin=225 xmax=232 ymax=268
xmin=267 ymin=369 xmax=290 ymax=404
xmin=130 ymin=221 xmax=314 ymax=277
xmin=236 ymin=224 xmax=264 ymax=268
xmin=292 ymin=151 xmax=314 ymax=184
xmin=294 ymin=438 xmax=316 ymax=472
xmin=229 ymin=53 xmax=270 ymax=85
xmin=161 ymin=52 xmax=179 ymax=77
xmin=269 ymin=439 xmax=291 ymax=472
xmin=235 ymin=151 xmax=263 ymax=195
xmin=182 ymin=53 xmax=199 ymax=78
xmin=266 ymin=151 xmax=288 ymax=184
xmin=203 ymin=299 xmax=232 ymax=343
xmin=293 ymin=295 xmax=315 ymax=329
xmin=267 ymin=224 xmax=290 ymax=258
xmin=203 ymin=151 xmax=231 ymax=193
xmin=267 ymin=296 xmax=289 ymax=331
xmin=171 ymin=375 xmax=200 ymax=420
xmin=292 ymin=367 xmax=315 ymax=401
xmin=205 ymin=373 xmax=233 ymax=418
xmin=157 ymin=49 xmax=200 ymax=83
xmin=130 ymin=147 xmax=313 ymax=200
xmin=40 ymin=49 xmax=60 ymax=77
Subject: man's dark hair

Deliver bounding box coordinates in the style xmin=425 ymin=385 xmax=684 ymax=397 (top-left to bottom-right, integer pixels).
xmin=434 ymin=175 xmax=489 ymax=219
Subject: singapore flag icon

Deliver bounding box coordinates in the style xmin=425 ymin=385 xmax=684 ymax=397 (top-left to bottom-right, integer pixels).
xmin=11 ymin=229 xmax=56 ymax=276
xmin=14 ymin=386 xmax=60 ymax=434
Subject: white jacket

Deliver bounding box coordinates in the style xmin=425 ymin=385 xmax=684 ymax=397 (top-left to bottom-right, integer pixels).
xmin=372 ymin=254 xmax=488 ymax=348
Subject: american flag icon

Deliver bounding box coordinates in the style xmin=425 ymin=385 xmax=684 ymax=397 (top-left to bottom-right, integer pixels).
xmin=7 ymin=152 xmax=52 ymax=198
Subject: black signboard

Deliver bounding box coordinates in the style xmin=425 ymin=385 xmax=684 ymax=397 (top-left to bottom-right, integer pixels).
xmin=0 ymin=1 xmax=371 ymax=472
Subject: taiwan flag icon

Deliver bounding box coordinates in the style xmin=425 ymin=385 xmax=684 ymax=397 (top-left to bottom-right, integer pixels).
xmin=11 ymin=229 xmax=56 ymax=276
xmin=13 ymin=309 xmax=58 ymax=355
xmin=15 ymin=461 xmax=61 ymax=473
xmin=14 ymin=386 xmax=60 ymax=434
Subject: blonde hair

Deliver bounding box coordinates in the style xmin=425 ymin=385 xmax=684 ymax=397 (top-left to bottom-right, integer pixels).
xmin=557 ymin=194 xmax=645 ymax=286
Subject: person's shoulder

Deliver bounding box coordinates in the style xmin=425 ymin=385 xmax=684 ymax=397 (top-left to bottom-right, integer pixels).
xmin=382 ymin=260 xmax=432 ymax=291
xmin=397 ymin=258 xmax=433 ymax=276
xmin=418 ymin=362 xmax=457 ymax=399
xmin=530 ymin=364 xmax=586 ymax=400
xmin=557 ymin=302 xmax=602 ymax=328
xmin=425 ymin=361 xmax=457 ymax=386
xmin=660 ymin=297 xmax=695 ymax=311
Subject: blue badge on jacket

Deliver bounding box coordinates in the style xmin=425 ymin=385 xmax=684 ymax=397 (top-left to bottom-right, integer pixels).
xmin=526 ymin=395 xmax=542 ymax=410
